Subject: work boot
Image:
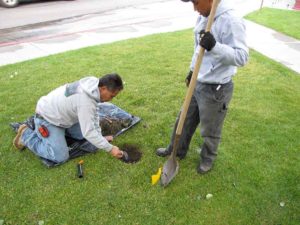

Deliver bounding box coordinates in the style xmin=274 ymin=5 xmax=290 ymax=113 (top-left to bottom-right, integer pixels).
xmin=197 ymin=159 xmax=213 ymax=174
xmin=156 ymin=148 xmax=172 ymax=157
xmin=156 ymin=148 xmax=186 ymax=160
xmin=13 ymin=124 xmax=28 ymax=150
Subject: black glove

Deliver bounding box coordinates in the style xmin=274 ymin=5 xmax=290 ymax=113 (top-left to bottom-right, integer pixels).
xmin=199 ymin=30 xmax=216 ymax=51
xmin=185 ymin=70 xmax=193 ymax=87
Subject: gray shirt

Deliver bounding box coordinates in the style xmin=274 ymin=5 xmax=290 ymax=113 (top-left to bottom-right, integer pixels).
xmin=36 ymin=76 xmax=113 ymax=152
xmin=190 ymin=0 xmax=249 ymax=84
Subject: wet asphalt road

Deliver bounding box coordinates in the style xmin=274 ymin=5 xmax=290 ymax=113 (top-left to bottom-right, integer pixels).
xmin=0 ymin=0 xmax=170 ymax=46
xmin=0 ymin=0 xmax=170 ymax=29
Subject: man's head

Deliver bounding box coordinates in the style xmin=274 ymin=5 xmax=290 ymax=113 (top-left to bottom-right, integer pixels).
xmin=181 ymin=0 xmax=213 ymax=17
xmin=98 ymin=73 xmax=123 ymax=102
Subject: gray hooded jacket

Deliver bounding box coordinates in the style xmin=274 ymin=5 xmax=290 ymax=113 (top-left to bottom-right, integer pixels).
xmin=36 ymin=76 xmax=113 ymax=152
xmin=190 ymin=0 xmax=249 ymax=84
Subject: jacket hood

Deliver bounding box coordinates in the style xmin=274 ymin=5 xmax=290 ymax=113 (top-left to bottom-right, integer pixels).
xmin=194 ymin=0 xmax=234 ymax=33
xmin=79 ymin=76 xmax=100 ymax=102
xmin=214 ymin=0 xmax=233 ymax=19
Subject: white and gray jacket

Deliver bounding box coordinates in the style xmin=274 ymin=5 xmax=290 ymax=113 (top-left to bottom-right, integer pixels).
xmin=36 ymin=76 xmax=113 ymax=152
xmin=190 ymin=0 xmax=249 ymax=84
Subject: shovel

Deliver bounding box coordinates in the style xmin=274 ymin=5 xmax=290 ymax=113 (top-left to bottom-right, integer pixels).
xmin=160 ymin=0 xmax=220 ymax=187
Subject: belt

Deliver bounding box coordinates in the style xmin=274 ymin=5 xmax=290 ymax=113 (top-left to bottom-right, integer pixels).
xmin=201 ymin=80 xmax=232 ymax=86
xmin=201 ymin=80 xmax=232 ymax=90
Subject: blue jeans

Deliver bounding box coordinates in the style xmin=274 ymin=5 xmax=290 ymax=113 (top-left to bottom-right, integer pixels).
xmin=21 ymin=116 xmax=84 ymax=164
xmin=165 ymin=81 xmax=234 ymax=162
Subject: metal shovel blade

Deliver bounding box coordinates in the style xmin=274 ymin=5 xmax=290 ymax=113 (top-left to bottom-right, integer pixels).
xmin=160 ymin=134 xmax=180 ymax=187
xmin=160 ymin=154 xmax=179 ymax=187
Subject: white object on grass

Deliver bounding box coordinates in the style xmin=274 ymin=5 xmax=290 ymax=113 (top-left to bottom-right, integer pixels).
xmin=206 ymin=193 xmax=213 ymax=199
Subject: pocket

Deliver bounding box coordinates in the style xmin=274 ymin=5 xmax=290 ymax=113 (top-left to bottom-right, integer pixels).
xmin=212 ymin=86 xmax=225 ymax=102
xmin=219 ymin=102 xmax=228 ymax=113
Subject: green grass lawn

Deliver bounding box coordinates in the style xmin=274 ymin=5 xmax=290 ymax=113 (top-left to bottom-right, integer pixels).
xmin=0 ymin=29 xmax=299 ymax=225
xmin=245 ymin=7 xmax=300 ymax=39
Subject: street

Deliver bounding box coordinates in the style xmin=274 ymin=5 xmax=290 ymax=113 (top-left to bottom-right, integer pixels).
xmin=0 ymin=0 xmax=176 ymax=60
xmin=0 ymin=0 xmax=170 ymax=29
xmin=0 ymin=0 xmax=191 ymax=45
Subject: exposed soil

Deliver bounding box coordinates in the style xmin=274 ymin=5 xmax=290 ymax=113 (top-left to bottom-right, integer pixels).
xmin=100 ymin=117 xmax=131 ymax=136
xmin=119 ymin=143 xmax=142 ymax=163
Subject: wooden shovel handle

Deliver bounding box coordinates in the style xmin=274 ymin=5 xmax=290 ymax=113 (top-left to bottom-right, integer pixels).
xmin=175 ymin=0 xmax=220 ymax=136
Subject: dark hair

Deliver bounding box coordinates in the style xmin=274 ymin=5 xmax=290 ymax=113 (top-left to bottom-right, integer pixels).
xmin=98 ymin=73 xmax=123 ymax=91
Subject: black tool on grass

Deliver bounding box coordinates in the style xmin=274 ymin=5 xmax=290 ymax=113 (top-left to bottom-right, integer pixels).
xmin=77 ymin=160 xmax=84 ymax=178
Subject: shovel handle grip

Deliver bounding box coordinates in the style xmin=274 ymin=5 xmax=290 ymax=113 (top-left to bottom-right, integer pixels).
xmin=175 ymin=0 xmax=220 ymax=136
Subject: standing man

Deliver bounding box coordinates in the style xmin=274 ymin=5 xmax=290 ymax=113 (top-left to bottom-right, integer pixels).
xmin=156 ymin=0 xmax=248 ymax=173
xmin=13 ymin=73 xmax=125 ymax=165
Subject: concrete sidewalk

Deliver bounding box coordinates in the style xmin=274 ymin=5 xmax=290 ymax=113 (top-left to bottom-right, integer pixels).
xmin=246 ymin=20 xmax=300 ymax=73
xmin=0 ymin=0 xmax=299 ymax=74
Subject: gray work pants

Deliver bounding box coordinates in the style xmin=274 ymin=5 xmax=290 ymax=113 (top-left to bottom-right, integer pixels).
xmin=166 ymin=81 xmax=233 ymax=162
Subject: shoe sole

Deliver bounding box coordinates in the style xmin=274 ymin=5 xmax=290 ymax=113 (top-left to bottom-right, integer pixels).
xmin=156 ymin=148 xmax=171 ymax=157
xmin=13 ymin=125 xmax=27 ymax=150
xmin=197 ymin=166 xmax=212 ymax=174
xmin=156 ymin=152 xmax=171 ymax=157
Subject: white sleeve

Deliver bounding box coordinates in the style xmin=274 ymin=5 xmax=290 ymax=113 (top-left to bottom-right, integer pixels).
xmin=210 ymin=18 xmax=249 ymax=67
xmin=77 ymin=98 xmax=113 ymax=152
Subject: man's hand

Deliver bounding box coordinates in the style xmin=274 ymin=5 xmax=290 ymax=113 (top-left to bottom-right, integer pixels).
xmin=199 ymin=30 xmax=216 ymax=51
xmin=110 ymin=146 xmax=124 ymax=159
xmin=185 ymin=70 xmax=193 ymax=87
xmin=105 ymin=135 xmax=113 ymax=142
